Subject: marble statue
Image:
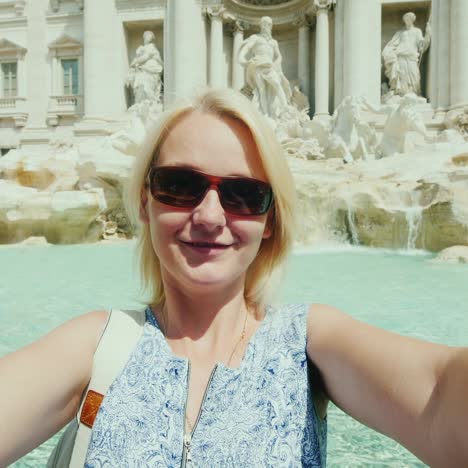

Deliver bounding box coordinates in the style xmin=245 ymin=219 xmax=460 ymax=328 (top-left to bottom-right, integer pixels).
xmin=328 ymin=96 xmax=378 ymax=162
xmin=382 ymin=12 xmax=431 ymax=99
xmin=362 ymin=93 xmax=431 ymax=157
xmin=126 ymin=31 xmax=163 ymax=104
xmin=454 ymin=107 xmax=468 ymax=137
xmin=238 ymin=16 xmax=292 ymax=119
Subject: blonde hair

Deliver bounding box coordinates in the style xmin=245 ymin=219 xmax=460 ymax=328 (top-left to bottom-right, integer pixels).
xmin=125 ymin=88 xmax=297 ymax=308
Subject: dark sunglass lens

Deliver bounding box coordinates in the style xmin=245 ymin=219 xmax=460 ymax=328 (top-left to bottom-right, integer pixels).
xmin=151 ymin=168 xmax=207 ymax=207
xmin=221 ymin=179 xmax=272 ymax=215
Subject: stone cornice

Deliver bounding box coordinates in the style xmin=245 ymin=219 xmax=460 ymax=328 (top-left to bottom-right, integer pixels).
xmin=46 ymin=12 xmax=83 ymax=25
xmin=115 ymin=0 xmax=165 ymax=11
xmin=0 ymin=15 xmax=26 ymax=27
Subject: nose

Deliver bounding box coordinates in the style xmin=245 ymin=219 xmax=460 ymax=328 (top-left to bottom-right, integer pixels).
xmin=191 ymin=187 xmax=226 ymax=230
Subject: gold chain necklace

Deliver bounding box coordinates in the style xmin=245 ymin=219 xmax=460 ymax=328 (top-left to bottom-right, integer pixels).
xmin=157 ymin=306 xmax=249 ymax=433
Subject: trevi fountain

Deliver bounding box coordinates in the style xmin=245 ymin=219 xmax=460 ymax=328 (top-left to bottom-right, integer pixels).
xmin=0 ymin=0 xmax=467 ymax=262
xmin=1 ymin=2 xmax=468 ymax=466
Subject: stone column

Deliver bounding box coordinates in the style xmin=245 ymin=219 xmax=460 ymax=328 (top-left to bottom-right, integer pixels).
xmin=207 ymin=6 xmax=225 ymax=87
xmin=81 ymin=0 xmax=125 ymax=121
xmin=232 ymin=20 xmax=248 ymax=91
xmin=429 ymin=0 xmax=449 ymax=113
xmin=17 ymin=51 xmax=27 ymax=97
xmin=295 ymin=15 xmax=311 ymax=97
xmin=24 ymin=0 xmax=49 ymax=128
xmin=49 ymin=55 xmax=55 ymax=94
xmin=450 ymin=0 xmax=468 ymax=110
xmin=164 ymin=0 xmax=207 ymax=105
xmin=341 ymin=0 xmax=381 ymax=106
xmin=313 ymin=0 xmax=332 ymax=119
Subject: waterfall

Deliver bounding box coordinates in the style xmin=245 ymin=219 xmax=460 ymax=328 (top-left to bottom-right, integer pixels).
xmin=405 ymin=206 xmax=423 ymax=250
xmin=404 ymin=191 xmax=423 ymax=250
xmin=345 ymin=200 xmax=360 ymax=245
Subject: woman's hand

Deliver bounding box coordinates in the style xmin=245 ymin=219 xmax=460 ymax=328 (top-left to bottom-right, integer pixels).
xmin=306 ymin=304 xmax=468 ymax=467
xmin=0 ymin=310 xmax=108 ymax=467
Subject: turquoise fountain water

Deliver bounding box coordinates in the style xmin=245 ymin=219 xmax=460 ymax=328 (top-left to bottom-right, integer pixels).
xmin=1 ymin=242 xmax=467 ymax=467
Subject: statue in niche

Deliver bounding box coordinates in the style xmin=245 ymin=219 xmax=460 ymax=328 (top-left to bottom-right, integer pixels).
xmin=362 ymin=93 xmax=432 ymax=158
xmin=382 ymin=12 xmax=431 ymax=99
xmin=238 ymin=16 xmax=292 ymax=119
xmin=126 ymin=31 xmax=163 ymax=105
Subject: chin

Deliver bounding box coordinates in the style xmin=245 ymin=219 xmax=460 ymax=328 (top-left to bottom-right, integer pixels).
xmin=182 ymin=266 xmax=245 ymax=292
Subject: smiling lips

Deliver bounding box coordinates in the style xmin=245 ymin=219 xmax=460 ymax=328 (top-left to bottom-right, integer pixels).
xmin=182 ymin=241 xmax=231 ymax=249
xmin=180 ymin=240 xmax=233 ymax=256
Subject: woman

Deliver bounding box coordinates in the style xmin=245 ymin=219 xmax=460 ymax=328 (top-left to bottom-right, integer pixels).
xmin=1 ymin=89 xmax=467 ymax=467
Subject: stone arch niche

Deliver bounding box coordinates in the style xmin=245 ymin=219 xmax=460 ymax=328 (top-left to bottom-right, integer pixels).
xmin=123 ymin=20 xmax=164 ymax=109
xmin=223 ymin=0 xmax=316 ymax=110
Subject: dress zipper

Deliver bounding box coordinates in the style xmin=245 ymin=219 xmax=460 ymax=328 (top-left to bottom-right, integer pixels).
xmin=181 ymin=362 xmax=219 ymax=468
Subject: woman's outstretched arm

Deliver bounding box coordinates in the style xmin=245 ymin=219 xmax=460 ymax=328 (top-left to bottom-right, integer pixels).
xmin=0 ymin=310 xmax=108 ymax=467
xmin=306 ymin=303 xmax=468 ymax=467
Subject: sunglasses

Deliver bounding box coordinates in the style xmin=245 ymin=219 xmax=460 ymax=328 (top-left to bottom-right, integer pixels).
xmin=146 ymin=166 xmax=274 ymax=216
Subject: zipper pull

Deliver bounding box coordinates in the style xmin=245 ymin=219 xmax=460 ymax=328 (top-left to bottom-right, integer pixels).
xmin=183 ymin=433 xmax=193 ymax=465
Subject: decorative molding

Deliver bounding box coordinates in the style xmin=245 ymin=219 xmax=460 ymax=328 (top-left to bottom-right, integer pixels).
xmin=225 ymin=17 xmax=251 ymax=34
xmin=238 ymin=0 xmax=293 ymax=5
xmin=0 ymin=16 xmax=27 ymax=27
xmin=50 ymin=0 xmax=83 ymax=13
xmin=47 ymin=95 xmax=83 ymax=126
xmin=0 ymin=97 xmax=28 ymax=127
xmin=311 ymin=0 xmax=335 ymax=13
xmin=46 ymin=12 xmax=83 ymax=24
xmin=48 ymin=34 xmax=83 ymax=53
xmin=115 ymin=0 xmax=165 ymax=11
xmin=223 ymin=0 xmax=310 ymax=27
xmin=293 ymin=13 xmax=312 ymax=28
xmin=234 ymin=18 xmax=250 ymax=32
xmin=0 ymin=38 xmax=26 ymax=59
xmin=0 ymin=0 xmax=26 ymax=17
xmin=206 ymin=5 xmax=226 ymax=20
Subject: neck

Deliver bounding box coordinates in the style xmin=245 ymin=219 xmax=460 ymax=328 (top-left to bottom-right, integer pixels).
xmin=158 ymin=276 xmax=251 ymax=346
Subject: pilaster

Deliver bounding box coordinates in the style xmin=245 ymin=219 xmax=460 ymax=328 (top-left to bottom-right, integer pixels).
xmin=313 ymin=0 xmax=333 ymax=119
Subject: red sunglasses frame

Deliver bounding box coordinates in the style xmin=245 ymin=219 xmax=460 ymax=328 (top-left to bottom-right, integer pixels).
xmin=146 ymin=166 xmax=274 ymax=216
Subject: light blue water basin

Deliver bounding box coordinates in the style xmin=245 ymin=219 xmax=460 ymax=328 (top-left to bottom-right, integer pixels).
xmin=1 ymin=242 xmax=466 ymax=467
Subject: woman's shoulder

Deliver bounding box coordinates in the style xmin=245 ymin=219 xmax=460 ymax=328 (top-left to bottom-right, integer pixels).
xmin=264 ymin=303 xmax=311 ymax=342
xmin=66 ymin=309 xmax=110 ymax=347
xmin=267 ymin=302 xmax=310 ymax=321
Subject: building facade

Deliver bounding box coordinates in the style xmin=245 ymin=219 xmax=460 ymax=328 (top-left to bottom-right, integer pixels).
xmin=0 ymin=0 xmax=466 ymax=154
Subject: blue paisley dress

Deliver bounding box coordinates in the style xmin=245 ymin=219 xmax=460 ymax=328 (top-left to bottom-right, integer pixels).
xmin=84 ymin=303 xmax=327 ymax=467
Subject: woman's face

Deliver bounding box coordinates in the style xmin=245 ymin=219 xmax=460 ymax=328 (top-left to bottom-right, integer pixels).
xmin=140 ymin=111 xmax=272 ymax=297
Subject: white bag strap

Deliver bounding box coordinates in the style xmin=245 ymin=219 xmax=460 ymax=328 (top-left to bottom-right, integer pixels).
xmin=68 ymin=308 xmax=146 ymax=468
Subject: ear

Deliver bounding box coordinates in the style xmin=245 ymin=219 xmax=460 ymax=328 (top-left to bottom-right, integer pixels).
xmin=139 ymin=187 xmax=150 ymax=224
xmin=262 ymin=208 xmax=274 ymax=240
